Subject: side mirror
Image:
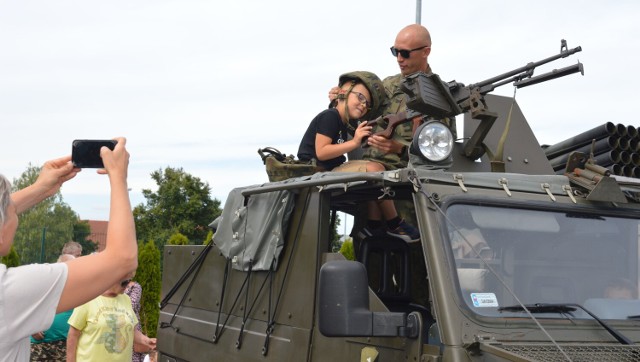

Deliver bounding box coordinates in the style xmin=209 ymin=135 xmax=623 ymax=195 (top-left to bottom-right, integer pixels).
xmin=318 ymin=260 xmax=418 ymax=338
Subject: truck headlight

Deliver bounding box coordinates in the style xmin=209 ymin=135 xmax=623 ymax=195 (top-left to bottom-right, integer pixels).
xmin=412 ymin=121 xmax=454 ymax=162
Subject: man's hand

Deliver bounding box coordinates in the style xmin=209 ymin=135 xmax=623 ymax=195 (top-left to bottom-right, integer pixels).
xmin=31 ymin=331 xmax=45 ymax=341
xmin=366 ymin=135 xmax=403 ymax=155
xmin=328 ymin=86 xmax=340 ymax=102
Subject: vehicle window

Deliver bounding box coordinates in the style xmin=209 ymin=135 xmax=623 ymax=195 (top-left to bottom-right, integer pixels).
xmin=445 ymin=204 xmax=640 ymax=320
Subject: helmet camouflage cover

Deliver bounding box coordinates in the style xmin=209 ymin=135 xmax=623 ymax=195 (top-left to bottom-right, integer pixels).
xmin=339 ymin=71 xmax=386 ymax=120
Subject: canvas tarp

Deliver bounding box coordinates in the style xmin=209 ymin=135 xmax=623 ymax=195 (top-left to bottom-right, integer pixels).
xmin=212 ymin=187 xmax=295 ymax=271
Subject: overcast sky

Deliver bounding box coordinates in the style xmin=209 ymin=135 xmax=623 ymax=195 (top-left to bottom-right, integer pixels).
xmin=1 ymin=0 xmax=638 ymax=222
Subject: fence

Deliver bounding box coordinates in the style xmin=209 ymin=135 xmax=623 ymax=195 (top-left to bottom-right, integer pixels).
xmin=16 ymin=230 xmax=108 ymax=265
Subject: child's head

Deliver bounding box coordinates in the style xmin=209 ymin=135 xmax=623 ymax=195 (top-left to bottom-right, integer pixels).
xmin=336 ymin=81 xmax=371 ymax=121
xmin=335 ymin=71 xmax=384 ymax=122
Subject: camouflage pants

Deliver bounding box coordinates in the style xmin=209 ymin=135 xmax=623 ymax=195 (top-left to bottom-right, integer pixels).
xmin=30 ymin=339 xmax=66 ymax=362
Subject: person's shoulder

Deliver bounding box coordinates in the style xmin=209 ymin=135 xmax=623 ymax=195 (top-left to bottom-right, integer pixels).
xmin=382 ymin=73 xmax=402 ymax=86
xmin=383 ymin=73 xmax=402 ymax=82
xmin=117 ymin=293 xmax=134 ymax=306
xmin=128 ymin=281 xmax=143 ymax=294
xmin=315 ymin=108 xmax=341 ymax=122
xmin=318 ymin=107 xmax=339 ymax=117
xmin=3 ymin=262 xmax=67 ymax=283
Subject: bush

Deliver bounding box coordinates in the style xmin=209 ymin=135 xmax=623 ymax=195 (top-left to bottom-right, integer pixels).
xmin=1 ymin=245 xmax=21 ymax=267
xmin=203 ymin=230 xmax=213 ymax=245
xmin=167 ymin=232 xmax=188 ymax=245
xmin=136 ymin=240 xmax=162 ymax=337
xmin=339 ymin=239 xmax=355 ymax=261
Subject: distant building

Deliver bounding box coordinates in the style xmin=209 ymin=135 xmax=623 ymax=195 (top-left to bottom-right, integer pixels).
xmin=85 ymin=220 xmax=108 ymax=252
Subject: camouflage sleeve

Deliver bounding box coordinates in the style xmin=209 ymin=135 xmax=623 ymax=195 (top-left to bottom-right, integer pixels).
xmin=362 ymin=74 xmax=412 ymax=170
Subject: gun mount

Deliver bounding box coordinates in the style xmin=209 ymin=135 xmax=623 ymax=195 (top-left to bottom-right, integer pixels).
xmin=402 ymin=39 xmax=584 ymax=162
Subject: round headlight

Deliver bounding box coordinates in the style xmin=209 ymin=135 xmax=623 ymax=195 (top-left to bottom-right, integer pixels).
xmin=414 ymin=121 xmax=453 ymax=162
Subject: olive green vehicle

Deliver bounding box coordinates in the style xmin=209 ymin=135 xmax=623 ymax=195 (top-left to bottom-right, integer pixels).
xmin=157 ymin=43 xmax=640 ymax=361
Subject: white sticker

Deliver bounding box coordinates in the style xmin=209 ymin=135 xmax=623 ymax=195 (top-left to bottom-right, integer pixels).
xmin=470 ymin=293 xmax=499 ymax=307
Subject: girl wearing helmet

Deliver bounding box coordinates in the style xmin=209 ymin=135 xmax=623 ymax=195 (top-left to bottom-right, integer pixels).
xmin=297 ymin=71 xmax=382 ymax=171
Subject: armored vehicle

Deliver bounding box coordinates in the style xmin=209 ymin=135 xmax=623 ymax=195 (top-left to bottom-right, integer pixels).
xmin=157 ymin=43 xmax=640 ymax=361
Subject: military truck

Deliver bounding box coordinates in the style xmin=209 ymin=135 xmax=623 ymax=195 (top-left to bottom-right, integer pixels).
xmin=157 ymin=43 xmax=640 ymax=361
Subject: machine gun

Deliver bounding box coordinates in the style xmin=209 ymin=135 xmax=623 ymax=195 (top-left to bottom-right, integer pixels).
xmin=371 ymin=39 xmax=584 ymax=160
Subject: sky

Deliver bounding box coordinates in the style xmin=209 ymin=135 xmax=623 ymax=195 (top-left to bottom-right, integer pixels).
xmin=1 ymin=0 xmax=638 ymax=224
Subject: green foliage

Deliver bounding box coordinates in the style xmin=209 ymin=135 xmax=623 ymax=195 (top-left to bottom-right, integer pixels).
xmin=11 ymin=163 xmax=80 ymax=263
xmin=73 ymin=220 xmax=96 ymax=255
xmin=133 ymin=167 xmax=222 ymax=248
xmin=329 ymin=213 xmax=342 ymax=252
xmin=1 ymin=245 xmax=21 ymax=267
xmin=204 ymin=230 xmax=213 ymax=245
xmin=136 ymin=240 xmax=162 ymax=338
xmin=167 ymin=232 xmax=188 ymax=245
xmin=339 ymin=239 xmax=355 ymax=261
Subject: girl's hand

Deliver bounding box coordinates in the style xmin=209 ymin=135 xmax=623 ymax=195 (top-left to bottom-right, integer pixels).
xmin=352 ymin=121 xmax=372 ymax=143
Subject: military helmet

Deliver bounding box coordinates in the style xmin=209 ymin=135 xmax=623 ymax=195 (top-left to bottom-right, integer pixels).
xmin=338 ymin=71 xmax=385 ymax=118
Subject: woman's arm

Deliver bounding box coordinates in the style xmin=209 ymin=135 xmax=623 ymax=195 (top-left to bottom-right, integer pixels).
xmin=11 ymin=156 xmax=79 ymax=214
xmin=57 ymin=137 xmax=138 ymax=312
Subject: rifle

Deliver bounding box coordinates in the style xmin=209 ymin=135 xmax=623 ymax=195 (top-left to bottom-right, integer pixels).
xmin=369 ymin=39 xmax=584 ymax=160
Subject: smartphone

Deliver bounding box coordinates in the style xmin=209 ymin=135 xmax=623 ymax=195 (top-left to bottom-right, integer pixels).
xmin=71 ymin=139 xmax=117 ymax=168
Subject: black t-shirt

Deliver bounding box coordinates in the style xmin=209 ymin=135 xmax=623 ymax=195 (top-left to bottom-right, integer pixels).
xmin=297 ymin=108 xmax=348 ymax=170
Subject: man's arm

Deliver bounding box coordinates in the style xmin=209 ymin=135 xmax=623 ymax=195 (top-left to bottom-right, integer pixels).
xmin=66 ymin=326 xmax=81 ymax=362
xmin=366 ymin=135 xmax=405 ymax=155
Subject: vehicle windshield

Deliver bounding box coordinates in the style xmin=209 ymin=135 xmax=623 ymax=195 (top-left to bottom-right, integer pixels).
xmin=445 ymin=203 xmax=640 ymax=320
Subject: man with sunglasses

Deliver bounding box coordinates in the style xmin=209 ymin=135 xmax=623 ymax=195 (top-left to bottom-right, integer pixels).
xmin=364 ymin=23 xmax=435 ymax=168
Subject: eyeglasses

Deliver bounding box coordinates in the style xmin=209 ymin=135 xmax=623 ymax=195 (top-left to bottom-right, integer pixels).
xmin=390 ymin=45 xmax=430 ymax=59
xmin=351 ymin=91 xmax=370 ymax=109
xmin=120 ymin=279 xmax=131 ymax=288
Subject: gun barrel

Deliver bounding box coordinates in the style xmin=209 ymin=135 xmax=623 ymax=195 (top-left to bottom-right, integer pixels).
xmin=514 ymin=62 xmax=584 ymax=88
xmin=469 ymin=44 xmax=582 ymax=90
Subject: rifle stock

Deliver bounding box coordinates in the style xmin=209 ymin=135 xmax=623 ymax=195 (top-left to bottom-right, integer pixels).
xmin=361 ymin=110 xmax=423 ymax=148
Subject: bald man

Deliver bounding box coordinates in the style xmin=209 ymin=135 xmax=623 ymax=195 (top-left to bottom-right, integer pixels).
xmin=363 ymin=24 xmax=435 ymax=170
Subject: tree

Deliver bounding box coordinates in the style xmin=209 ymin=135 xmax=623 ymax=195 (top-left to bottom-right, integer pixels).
xmin=11 ymin=163 xmax=81 ymax=263
xmin=1 ymin=245 xmax=21 ymax=267
xmin=329 ymin=213 xmax=342 ymax=252
xmin=137 ymin=240 xmax=162 ymax=338
xmin=167 ymin=232 xmax=188 ymax=245
xmin=133 ymin=167 xmax=222 ymax=249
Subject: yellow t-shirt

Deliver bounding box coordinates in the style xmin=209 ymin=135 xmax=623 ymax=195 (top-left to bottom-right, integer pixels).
xmin=68 ymin=294 xmax=139 ymax=362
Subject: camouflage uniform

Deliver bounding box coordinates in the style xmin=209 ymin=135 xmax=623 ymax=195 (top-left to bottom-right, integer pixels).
xmin=363 ymin=66 xmax=455 ymax=170
xmin=362 ymin=72 xmax=415 ymax=170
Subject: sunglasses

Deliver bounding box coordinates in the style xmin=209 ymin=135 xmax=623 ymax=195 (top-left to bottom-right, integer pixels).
xmin=390 ymin=45 xmax=429 ymax=59
xmin=120 ymin=279 xmax=132 ymax=288
xmin=351 ymin=91 xmax=370 ymax=109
